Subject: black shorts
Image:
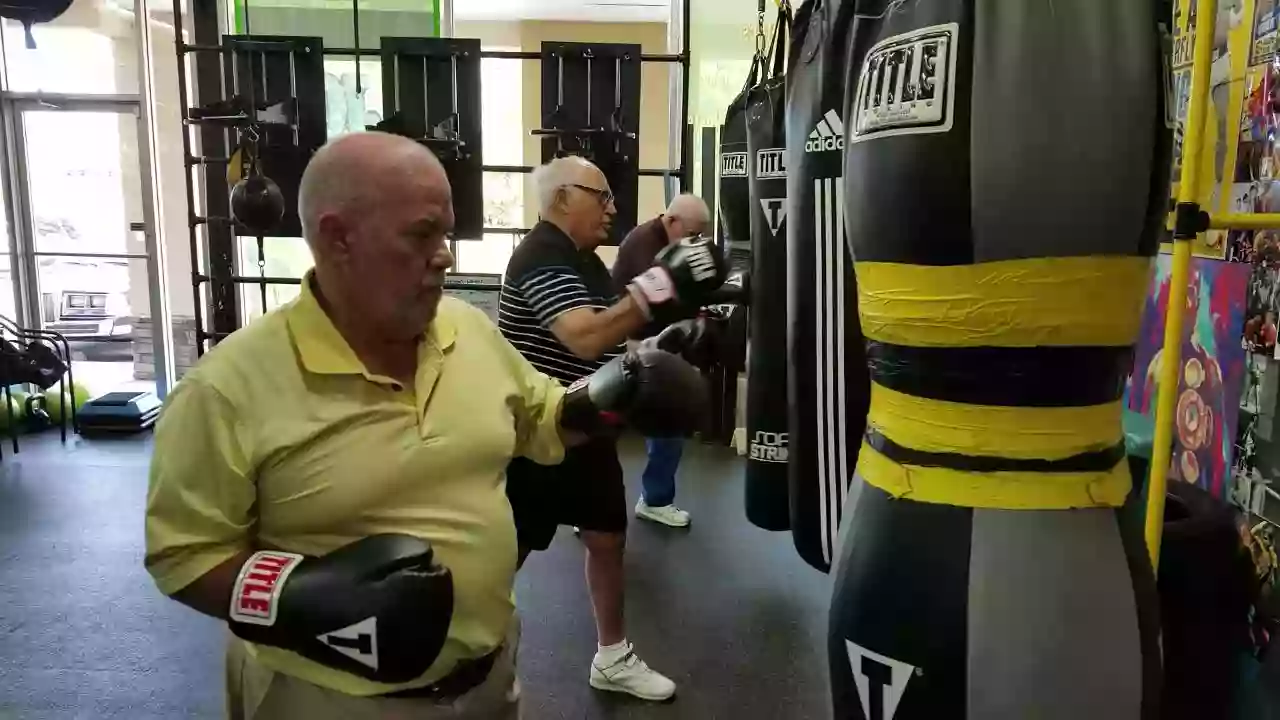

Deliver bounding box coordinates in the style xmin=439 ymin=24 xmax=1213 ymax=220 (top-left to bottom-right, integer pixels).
xmin=505 ymin=437 xmax=627 ymax=551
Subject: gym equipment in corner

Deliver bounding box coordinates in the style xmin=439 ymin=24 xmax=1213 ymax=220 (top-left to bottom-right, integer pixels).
xmin=377 ymin=37 xmax=484 ymax=240
xmin=228 ymin=135 xmax=287 ymax=236
xmin=173 ymin=2 xmax=693 ymax=354
xmin=536 ymin=41 xmax=642 ymax=243
xmin=184 ymin=35 xmax=326 ymax=240
xmin=76 ymin=391 xmax=163 ymax=436
xmin=0 ymin=314 xmax=76 ymax=453
xmin=42 ymin=379 xmax=91 ymax=428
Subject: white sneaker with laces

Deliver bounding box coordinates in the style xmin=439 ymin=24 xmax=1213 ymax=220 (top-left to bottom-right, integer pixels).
xmin=635 ymin=499 xmax=691 ymax=528
xmin=589 ymin=643 xmax=676 ymax=701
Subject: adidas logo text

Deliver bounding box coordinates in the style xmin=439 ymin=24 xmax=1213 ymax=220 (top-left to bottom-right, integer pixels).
xmin=806 ymin=109 xmax=846 ymax=153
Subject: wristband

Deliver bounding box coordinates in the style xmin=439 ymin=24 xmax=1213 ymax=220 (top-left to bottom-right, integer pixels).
xmin=626 ymin=284 xmax=653 ymax=320
xmin=559 ymin=380 xmax=624 ymax=436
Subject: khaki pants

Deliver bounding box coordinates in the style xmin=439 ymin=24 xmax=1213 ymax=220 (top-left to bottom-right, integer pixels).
xmin=226 ymin=620 xmax=520 ymax=720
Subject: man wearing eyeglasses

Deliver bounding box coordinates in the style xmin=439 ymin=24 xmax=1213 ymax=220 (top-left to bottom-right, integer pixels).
xmin=498 ymin=156 xmax=726 ymax=701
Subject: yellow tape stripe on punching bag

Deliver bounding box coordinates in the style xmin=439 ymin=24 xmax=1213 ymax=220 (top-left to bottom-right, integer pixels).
xmin=854 ymin=255 xmax=1148 ymax=510
xmin=868 ymin=382 xmax=1123 ymax=461
xmin=856 ymin=256 xmax=1151 ymax=348
xmin=856 ymin=440 xmax=1132 ymax=510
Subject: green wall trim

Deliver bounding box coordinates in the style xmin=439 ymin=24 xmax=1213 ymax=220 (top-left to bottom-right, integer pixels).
xmin=231 ymin=0 xmax=440 ymax=37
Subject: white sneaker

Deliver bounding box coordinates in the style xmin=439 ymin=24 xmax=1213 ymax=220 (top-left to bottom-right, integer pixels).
xmin=635 ymin=499 xmax=691 ymax=528
xmin=589 ymin=643 xmax=676 ymax=701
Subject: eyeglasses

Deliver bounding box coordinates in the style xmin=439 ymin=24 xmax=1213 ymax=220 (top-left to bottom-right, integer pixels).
xmin=567 ymin=184 xmax=615 ymax=206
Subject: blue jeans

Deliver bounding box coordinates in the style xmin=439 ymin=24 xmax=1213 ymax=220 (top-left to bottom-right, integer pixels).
xmin=641 ymin=437 xmax=684 ymax=507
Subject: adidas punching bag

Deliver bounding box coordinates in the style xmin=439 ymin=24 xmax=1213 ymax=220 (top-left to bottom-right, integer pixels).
xmin=827 ymin=1 xmax=1170 ymax=718
xmin=785 ymin=0 xmax=869 ymax=573
xmin=744 ymin=10 xmax=792 ymax=532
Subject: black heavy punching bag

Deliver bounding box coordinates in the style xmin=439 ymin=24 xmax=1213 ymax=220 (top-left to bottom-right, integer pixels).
xmin=785 ymin=0 xmax=868 ymax=573
xmin=825 ymin=1 xmax=1171 ymax=718
xmin=720 ymin=70 xmax=754 ymax=275
xmin=744 ymin=9 xmax=792 ymax=531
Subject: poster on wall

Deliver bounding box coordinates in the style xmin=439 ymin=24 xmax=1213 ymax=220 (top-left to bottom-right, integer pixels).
xmin=1129 ymin=255 xmax=1249 ymax=499
xmin=1244 ymin=262 xmax=1280 ymax=354
xmin=1225 ymin=180 xmax=1280 ymax=263
xmin=1167 ymin=0 xmax=1254 ymax=258
xmin=1253 ymin=0 xmax=1280 ymax=65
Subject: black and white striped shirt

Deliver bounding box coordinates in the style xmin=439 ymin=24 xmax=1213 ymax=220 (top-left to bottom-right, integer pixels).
xmin=499 ymin=221 xmax=624 ymax=384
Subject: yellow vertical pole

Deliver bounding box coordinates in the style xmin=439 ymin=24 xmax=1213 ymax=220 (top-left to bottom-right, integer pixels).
xmin=1145 ymin=0 xmax=1218 ymax=572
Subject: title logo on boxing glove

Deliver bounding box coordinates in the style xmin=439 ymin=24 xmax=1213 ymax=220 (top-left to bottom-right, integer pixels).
xmin=230 ymin=551 xmax=305 ymax=626
xmin=851 ymin=23 xmax=958 ymax=143
xmin=682 ymin=241 xmax=719 ymax=284
xmin=316 ymin=616 xmax=380 ymax=670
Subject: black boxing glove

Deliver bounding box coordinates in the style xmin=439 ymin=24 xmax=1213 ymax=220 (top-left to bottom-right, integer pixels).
xmin=644 ymin=318 xmax=719 ymax=370
xmin=626 ymin=235 xmax=728 ymax=324
xmin=228 ymin=534 xmax=453 ymax=685
xmin=560 ymin=347 xmax=709 ymax=438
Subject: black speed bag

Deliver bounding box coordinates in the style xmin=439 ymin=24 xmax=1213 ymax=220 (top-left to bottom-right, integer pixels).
xmin=0 ymin=0 xmax=72 ymax=47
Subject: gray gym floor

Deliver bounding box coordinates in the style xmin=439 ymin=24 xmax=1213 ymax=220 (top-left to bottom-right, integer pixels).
xmin=0 ymin=432 xmax=831 ymax=719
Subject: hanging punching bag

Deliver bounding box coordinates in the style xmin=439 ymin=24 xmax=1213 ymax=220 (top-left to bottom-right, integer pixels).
xmin=784 ymin=0 xmax=868 ymax=573
xmin=719 ymin=57 xmax=758 ymax=275
xmin=744 ymin=9 xmax=792 ymax=532
xmin=826 ymin=1 xmax=1170 ymax=718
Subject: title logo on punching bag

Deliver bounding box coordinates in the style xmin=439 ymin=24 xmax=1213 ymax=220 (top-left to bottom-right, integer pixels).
xmin=760 ymin=198 xmax=787 ymax=236
xmin=851 ymin=23 xmax=958 ymax=143
xmin=846 ymin=640 xmax=917 ymax=720
xmin=756 ymin=148 xmax=786 ymax=178
xmin=721 ymin=152 xmax=748 ymax=177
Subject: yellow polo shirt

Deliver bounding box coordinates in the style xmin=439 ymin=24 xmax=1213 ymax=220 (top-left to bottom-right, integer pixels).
xmin=144 ymin=278 xmax=566 ymax=696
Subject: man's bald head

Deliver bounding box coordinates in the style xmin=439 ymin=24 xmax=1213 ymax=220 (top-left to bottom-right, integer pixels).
xmin=298 ymin=131 xmax=448 ymax=252
xmin=660 ymin=193 xmax=711 ymax=243
xmin=665 ymin=194 xmax=710 ymax=228
xmin=298 ymin=131 xmax=455 ymax=340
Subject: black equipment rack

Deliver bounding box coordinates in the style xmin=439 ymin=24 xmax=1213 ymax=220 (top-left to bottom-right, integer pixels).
xmin=170 ymin=0 xmax=694 ymax=354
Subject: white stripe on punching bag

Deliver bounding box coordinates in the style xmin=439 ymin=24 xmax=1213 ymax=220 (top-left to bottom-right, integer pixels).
xmin=810 ymin=175 xmax=848 ymax=567
xmin=822 ymin=177 xmax=840 ymax=564
xmin=834 ymin=182 xmax=848 ymax=532
xmin=814 ymin=177 xmax=830 ymax=565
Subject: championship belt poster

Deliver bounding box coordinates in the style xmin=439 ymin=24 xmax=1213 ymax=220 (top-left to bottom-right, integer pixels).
xmin=1129 ymin=254 xmax=1249 ymax=498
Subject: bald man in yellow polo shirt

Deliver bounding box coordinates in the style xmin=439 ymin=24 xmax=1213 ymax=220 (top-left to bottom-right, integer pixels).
xmin=144 ymin=132 xmax=715 ymax=719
